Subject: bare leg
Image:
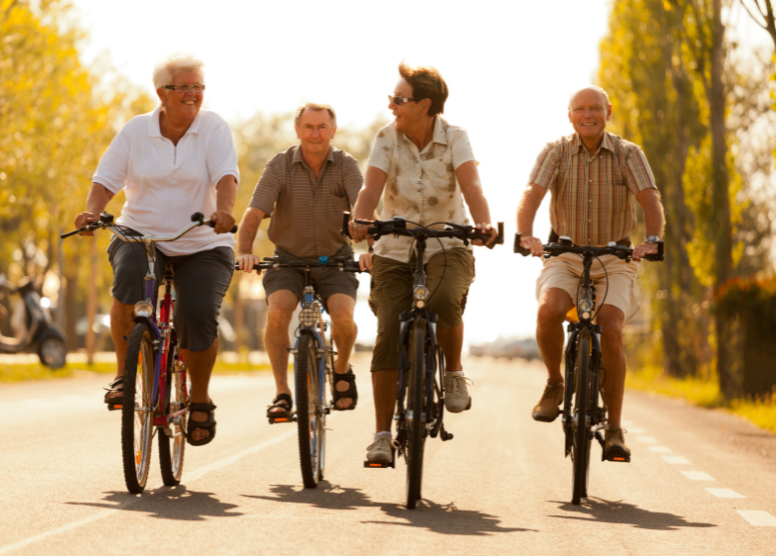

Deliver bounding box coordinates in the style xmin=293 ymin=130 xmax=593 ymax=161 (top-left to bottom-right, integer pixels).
xmin=327 ymin=293 xmax=358 ymax=409
xmin=108 ymin=298 xmax=134 ymax=399
xmin=264 ymin=290 xmax=298 ymax=411
xmin=182 ymin=338 xmax=218 ymax=443
xmin=436 ymin=324 xmax=463 ymax=372
xmin=595 ymin=305 xmax=626 ymax=427
xmin=373 ymin=369 xmax=399 ymax=433
xmin=536 ymin=288 xmax=575 ymax=382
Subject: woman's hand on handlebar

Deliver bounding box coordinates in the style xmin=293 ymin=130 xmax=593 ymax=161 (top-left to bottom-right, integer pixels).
xmin=358 ymin=252 xmax=373 ymax=272
xmin=631 ymin=241 xmax=658 ymax=262
xmin=237 ymin=254 xmax=261 ymax=274
xmin=472 ymin=223 xmax=498 ymax=247
xmin=349 ymin=219 xmax=372 ymax=243
xmin=210 ymin=210 xmax=236 ymax=234
xmin=74 ymin=212 xmax=98 ymax=236
xmin=520 ymin=235 xmax=544 ymax=257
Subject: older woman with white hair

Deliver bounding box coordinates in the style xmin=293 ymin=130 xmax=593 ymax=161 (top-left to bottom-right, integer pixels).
xmin=74 ymin=53 xmax=239 ymax=446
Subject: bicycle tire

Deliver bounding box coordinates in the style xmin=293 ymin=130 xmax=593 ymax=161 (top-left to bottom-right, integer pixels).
xmin=571 ymin=330 xmax=592 ymax=505
xmin=159 ymin=348 xmax=188 ymax=486
xmin=121 ymin=322 xmax=155 ymax=494
xmin=296 ymin=334 xmax=323 ymax=489
xmin=406 ymin=322 xmax=427 ymax=509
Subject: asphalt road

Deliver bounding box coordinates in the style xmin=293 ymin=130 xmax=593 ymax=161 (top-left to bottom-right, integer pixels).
xmin=2 ymin=355 xmax=775 ymax=555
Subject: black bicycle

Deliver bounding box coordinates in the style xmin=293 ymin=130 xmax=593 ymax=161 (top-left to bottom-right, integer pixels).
xmin=344 ymin=213 xmax=503 ymax=509
xmin=515 ymin=234 xmax=663 ymax=505
xmin=237 ymin=255 xmax=362 ymax=488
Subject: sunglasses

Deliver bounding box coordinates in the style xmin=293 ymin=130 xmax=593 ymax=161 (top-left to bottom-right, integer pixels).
xmin=388 ymin=94 xmax=422 ymax=106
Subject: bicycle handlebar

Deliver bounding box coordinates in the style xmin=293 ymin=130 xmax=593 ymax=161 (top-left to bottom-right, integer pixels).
xmin=513 ymin=233 xmax=664 ymax=262
xmin=235 ymin=255 xmax=363 ymax=273
xmin=341 ymin=212 xmax=504 ymax=249
xmin=61 ymin=212 xmax=238 ymax=241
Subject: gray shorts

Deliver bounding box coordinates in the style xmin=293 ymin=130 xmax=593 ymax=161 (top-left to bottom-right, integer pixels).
xmin=262 ymin=244 xmax=359 ymax=304
xmin=108 ymin=237 xmax=234 ymax=351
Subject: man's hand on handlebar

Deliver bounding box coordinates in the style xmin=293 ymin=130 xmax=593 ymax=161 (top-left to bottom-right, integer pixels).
xmin=358 ymin=252 xmax=373 ymax=272
xmin=520 ymin=235 xmax=544 ymax=257
xmin=74 ymin=212 xmax=98 ymax=236
xmin=237 ymin=254 xmax=261 ymax=274
xmin=348 ymin=219 xmax=372 ymax=243
xmin=632 ymin=241 xmax=658 ymax=262
xmin=210 ymin=210 xmax=236 ymax=234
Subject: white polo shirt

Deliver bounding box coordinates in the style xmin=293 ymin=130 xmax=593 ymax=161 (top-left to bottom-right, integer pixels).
xmin=93 ymin=106 xmax=240 ymax=256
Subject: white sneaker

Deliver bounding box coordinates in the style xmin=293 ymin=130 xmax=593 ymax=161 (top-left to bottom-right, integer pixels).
xmin=366 ymin=436 xmax=394 ymax=463
xmin=444 ymin=372 xmax=472 ymax=413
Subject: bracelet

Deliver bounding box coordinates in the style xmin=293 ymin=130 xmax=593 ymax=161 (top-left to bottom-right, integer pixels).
xmin=368 ymin=245 xmax=375 ymax=253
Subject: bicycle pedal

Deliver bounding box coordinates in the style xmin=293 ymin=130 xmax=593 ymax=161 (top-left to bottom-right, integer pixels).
xmin=268 ymin=415 xmax=295 ymax=424
xmin=107 ymin=404 xmax=122 ymax=411
xmin=364 ymin=459 xmax=395 ymax=469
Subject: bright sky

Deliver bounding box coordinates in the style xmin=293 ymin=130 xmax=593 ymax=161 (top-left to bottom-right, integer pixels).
xmin=68 ymin=0 xmax=613 ymax=343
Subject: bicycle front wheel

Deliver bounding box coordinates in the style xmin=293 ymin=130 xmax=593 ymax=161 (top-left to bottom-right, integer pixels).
xmin=121 ymin=322 xmax=155 ymax=493
xmin=406 ymin=322 xmax=427 ymax=509
xmin=571 ymin=330 xmax=592 ymax=505
xmin=159 ymin=348 xmax=188 ymax=486
xmin=296 ymin=334 xmax=324 ymax=489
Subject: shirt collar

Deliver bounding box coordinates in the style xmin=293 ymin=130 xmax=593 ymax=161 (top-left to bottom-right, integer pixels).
xmin=147 ymin=105 xmax=202 ymax=139
xmin=292 ymin=145 xmax=335 ymax=166
xmin=399 ymin=116 xmax=449 ymax=148
xmin=572 ymin=130 xmax=614 ymax=156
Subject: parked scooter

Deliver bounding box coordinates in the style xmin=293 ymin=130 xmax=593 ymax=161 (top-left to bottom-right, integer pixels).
xmin=0 ymin=274 xmax=67 ymax=368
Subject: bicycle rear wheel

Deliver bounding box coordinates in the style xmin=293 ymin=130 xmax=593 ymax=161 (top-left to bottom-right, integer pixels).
xmin=159 ymin=347 xmax=188 ymax=486
xmin=571 ymin=330 xmax=592 ymax=505
xmin=296 ymin=334 xmax=324 ymax=488
xmin=121 ymin=322 xmax=155 ymax=493
xmin=406 ymin=322 xmax=427 ymax=509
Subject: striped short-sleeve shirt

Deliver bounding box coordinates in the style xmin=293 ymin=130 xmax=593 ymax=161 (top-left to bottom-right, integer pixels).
xmin=528 ymin=131 xmax=657 ymax=246
xmin=248 ymin=145 xmax=363 ymax=258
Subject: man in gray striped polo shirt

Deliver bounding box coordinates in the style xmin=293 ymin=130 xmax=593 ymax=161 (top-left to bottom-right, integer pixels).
xmin=236 ymin=103 xmax=368 ymax=419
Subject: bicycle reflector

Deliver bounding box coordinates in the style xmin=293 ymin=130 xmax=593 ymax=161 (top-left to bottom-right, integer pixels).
xmin=299 ymin=307 xmax=318 ymax=327
xmin=413 ymin=285 xmax=429 ymax=301
xmin=133 ymin=300 xmax=154 ymax=318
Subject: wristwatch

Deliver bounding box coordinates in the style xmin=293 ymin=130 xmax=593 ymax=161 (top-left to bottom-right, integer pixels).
xmin=646 ymin=235 xmax=661 ymax=243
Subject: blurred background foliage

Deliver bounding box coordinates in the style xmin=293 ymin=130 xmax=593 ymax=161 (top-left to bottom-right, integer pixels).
xmin=599 ymin=0 xmax=776 ymax=398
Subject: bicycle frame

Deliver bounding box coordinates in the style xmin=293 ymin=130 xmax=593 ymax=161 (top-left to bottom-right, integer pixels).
xmin=293 ymin=283 xmax=330 ymax=415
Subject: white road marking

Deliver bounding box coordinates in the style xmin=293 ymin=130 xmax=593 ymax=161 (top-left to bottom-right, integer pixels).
xmin=621 ymin=419 xmax=636 ymax=426
xmin=682 ymin=471 xmax=714 ymax=481
xmin=706 ymin=488 xmax=745 ymax=499
xmin=737 ymin=510 xmax=776 ymax=527
xmin=662 ymin=455 xmax=691 ymax=464
xmin=648 ymin=445 xmax=672 ymax=453
xmin=0 ymin=430 xmax=295 ymax=555
xmin=636 ymin=436 xmax=657 ymax=444
xmin=627 ymin=427 xmax=646 ymax=434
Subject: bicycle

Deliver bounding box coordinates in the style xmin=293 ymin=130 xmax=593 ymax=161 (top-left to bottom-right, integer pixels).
xmin=343 ymin=213 xmax=504 ymax=509
xmin=237 ymin=255 xmax=363 ymax=489
xmin=515 ymin=234 xmax=663 ymax=505
xmin=62 ymin=211 xmax=236 ymax=494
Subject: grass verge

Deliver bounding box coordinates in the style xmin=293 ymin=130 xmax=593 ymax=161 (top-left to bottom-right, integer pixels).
xmin=626 ymin=365 xmax=776 ymax=434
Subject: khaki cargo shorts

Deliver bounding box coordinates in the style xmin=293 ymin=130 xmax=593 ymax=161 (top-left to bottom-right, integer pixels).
xmin=369 ymin=248 xmax=475 ymax=372
xmin=536 ymin=253 xmax=640 ymax=322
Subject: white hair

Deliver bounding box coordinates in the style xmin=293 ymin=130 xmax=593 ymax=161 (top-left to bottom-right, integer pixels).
xmin=568 ymin=85 xmax=610 ymax=108
xmin=152 ymin=53 xmax=205 ymax=90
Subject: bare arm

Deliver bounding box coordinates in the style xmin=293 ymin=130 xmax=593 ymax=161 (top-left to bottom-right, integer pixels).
xmin=236 ymin=206 xmax=266 ymax=272
xmin=516 ymin=183 xmax=548 ymax=256
xmin=211 ymin=175 xmax=238 ymax=234
xmin=74 ymin=183 xmax=116 ymax=235
xmin=632 ymin=188 xmax=666 ymax=261
xmin=350 ymin=166 xmax=387 ymax=242
xmin=456 ymin=161 xmax=497 ymax=246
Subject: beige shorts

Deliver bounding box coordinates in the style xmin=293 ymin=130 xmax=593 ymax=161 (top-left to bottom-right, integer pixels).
xmin=536 ymin=253 xmax=640 ymax=322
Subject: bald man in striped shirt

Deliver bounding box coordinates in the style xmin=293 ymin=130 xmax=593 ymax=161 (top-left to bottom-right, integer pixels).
xmin=517 ymin=86 xmax=666 ymax=462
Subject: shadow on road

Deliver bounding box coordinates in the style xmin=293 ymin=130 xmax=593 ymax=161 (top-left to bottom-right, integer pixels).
xmin=67 ymin=486 xmax=243 ymax=521
xmin=548 ymin=497 xmax=716 ymax=530
xmin=245 ymin=482 xmax=536 ymax=536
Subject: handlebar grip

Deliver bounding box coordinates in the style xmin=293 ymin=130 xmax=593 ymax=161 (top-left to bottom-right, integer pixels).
xmin=60 ymin=228 xmax=84 ymax=239
xmin=206 ymin=221 xmax=238 ymax=233
xmin=642 ymin=240 xmax=664 ymax=262
xmin=514 ymin=233 xmax=531 ymax=256
xmin=341 ymin=212 xmax=352 ymax=238
xmin=484 ymin=221 xmax=505 ymax=250
xmin=231 ymin=224 xmax=238 ymax=233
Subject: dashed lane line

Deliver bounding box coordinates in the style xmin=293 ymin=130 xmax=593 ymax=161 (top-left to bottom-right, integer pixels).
xmin=737 ymin=510 xmax=776 ymax=527
xmin=662 ymin=455 xmax=691 ymax=465
xmin=0 ymin=429 xmax=295 ymax=555
xmin=647 ymin=445 xmax=672 ymax=453
xmin=636 ymin=436 xmax=657 ymax=444
xmin=706 ymin=488 xmax=745 ymax=499
xmin=681 ymin=471 xmax=715 ymax=481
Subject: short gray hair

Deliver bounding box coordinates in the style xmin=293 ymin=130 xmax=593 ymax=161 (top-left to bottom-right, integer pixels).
xmin=568 ymin=85 xmax=610 ymax=108
xmin=153 ymin=53 xmax=205 ymax=90
xmin=294 ymin=103 xmax=337 ymax=128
